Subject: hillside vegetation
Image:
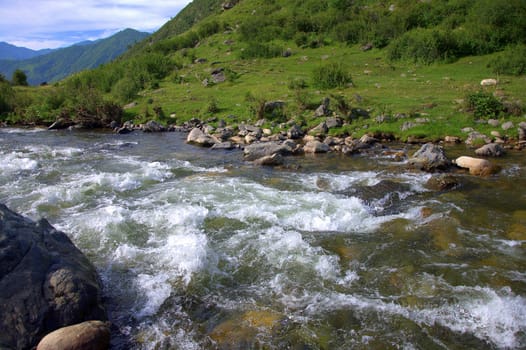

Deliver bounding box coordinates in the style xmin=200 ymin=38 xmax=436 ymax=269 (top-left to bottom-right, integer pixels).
xmin=1 ymin=0 xmax=525 ymax=142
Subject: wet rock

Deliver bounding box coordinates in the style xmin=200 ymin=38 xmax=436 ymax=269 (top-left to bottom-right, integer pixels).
xmin=253 ymin=153 xmax=284 ymax=166
xmin=408 ymin=143 xmax=451 ymax=171
xmin=359 ymin=134 xmax=377 ymax=145
xmin=211 ymin=141 xmax=235 ymax=150
xmin=454 ymin=156 xmax=497 ymax=176
xmin=0 ymin=204 xmax=107 ymax=350
xmin=243 ymin=141 xmax=293 ymax=161
xmin=48 ymin=118 xmax=75 ymax=130
xmin=36 ymin=321 xmax=110 ymax=350
xmin=341 ymin=180 xmax=412 ymax=215
xmin=142 ymin=120 xmax=165 ymax=132
xmin=475 ymin=143 xmax=505 ymax=157
xmin=425 ymin=174 xmax=459 ymax=191
xmin=187 ymin=128 xmax=217 ymax=147
xmin=303 ymin=140 xmax=330 ymax=153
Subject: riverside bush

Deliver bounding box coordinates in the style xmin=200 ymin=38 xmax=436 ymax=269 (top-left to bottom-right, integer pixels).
xmin=312 ymin=63 xmax=352 ymax=89
xmin=466 ymin=91 xmax=503 ymax=118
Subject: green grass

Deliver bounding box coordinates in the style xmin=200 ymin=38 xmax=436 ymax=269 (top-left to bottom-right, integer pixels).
xmin=121 ymin=33 xmax=525 ymax=142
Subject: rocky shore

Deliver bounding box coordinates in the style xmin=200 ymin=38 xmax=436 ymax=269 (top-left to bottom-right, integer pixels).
xmin=0 ymin=204 xmax=109 ymax=350
xmin=101 ymin=109 xmax=526 ymax=176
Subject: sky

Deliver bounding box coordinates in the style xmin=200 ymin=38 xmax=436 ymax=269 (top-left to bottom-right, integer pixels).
xmin=0 ymin=0 xmax=193 ymax=50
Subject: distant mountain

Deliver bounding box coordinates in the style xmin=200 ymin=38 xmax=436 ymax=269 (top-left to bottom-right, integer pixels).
xmin=0 ymin=42 xmax=53 ymax=60
xmin=0 ymin=29 xmax=149 ymax=85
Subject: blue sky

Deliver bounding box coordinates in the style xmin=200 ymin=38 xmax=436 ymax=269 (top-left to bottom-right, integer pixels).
xmin=0 ymin=0 xmax=192 ymax=50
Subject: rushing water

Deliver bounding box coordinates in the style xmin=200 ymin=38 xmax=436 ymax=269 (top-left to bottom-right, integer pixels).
xmin=1 ymin=127 xmax=525 ymax=349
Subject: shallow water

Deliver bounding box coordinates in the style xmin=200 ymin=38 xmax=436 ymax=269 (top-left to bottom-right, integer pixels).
xmin=1 ymin=128 xmax=525 ymax=349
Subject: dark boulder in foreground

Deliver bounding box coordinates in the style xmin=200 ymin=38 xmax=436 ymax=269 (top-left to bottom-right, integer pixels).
xmin=0 ymin=204 xmax=107 ymax=350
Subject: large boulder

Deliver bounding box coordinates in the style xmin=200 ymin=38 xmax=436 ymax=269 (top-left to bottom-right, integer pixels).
xmin=0 ymin=204 xmax=107 ymax=350
xmin=454 ymin=156 xmax=497 ymax=176
xmin=36 ymin=321 xmax=110 ymax=350
xmin=243 ymin=141 xmax=293 ymax=161
xmin=408 ymin=143 xmax=450 ymax=171
xmin=187 ymin=128 xmax=217 ymax=147
xmin=303 ymin=140 xmax=330 ymax=153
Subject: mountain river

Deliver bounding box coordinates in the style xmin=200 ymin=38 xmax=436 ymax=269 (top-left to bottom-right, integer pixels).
xmin=1 ymin=128 xmax=525 ymax=349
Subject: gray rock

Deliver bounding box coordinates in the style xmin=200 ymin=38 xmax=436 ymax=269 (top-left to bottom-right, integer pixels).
xmin=243 ymin=141 xmax=293 ymax=161
xmin=0 ymin=204 xmax=106 ymax=350
xmin=187 ymin=128 xmax=217 ymax=147
xmin=303 ymin=140 xmax=330 ymax=153
xmin=502 ymin=121 xmax=514 ymax=131
xmin=408 ymin=143 xmax=451 ymax=171
xmin=287 ymin=124 xmax=304 ymax=139
xmin=142 ymin=120 xmax=165 ymax=132
xmin=36 ymin=321 xmax=110 ymax=350
xmin=314 ymin=97 xmax=331 ymax=117
xmin=487 ymin=119 xmax=500 ymax=127
xmin=325 ymin=117 xmax=343 ymax=129
xmin=310 ymin=122 xmax=329 ymax=135
xmin=211 ymin=141 xmax=235 ymax=150
xmin=475 ymin=143 xmax=506 ymax=157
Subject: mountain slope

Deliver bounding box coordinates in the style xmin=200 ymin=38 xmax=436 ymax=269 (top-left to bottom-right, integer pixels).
xmin=0 ymin=29 xmax=149 ymax=85
xmin=0 ymin=42 xmax=53 ymax=60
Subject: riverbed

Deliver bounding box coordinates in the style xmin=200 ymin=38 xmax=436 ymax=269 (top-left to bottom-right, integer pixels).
xmin=1 ymin=128 xmax=525 ymax=349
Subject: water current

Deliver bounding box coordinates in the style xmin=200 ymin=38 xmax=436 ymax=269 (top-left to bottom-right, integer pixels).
xmin=1 ymin=128 xmax=525 ymax=349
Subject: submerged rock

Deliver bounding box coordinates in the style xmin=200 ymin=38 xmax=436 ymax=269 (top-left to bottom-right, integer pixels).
xmin=0 ymin=204 xmax=107 ymax=350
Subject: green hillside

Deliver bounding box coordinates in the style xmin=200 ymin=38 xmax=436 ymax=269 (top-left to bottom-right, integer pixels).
xmin=0 ymin=29 xmax=149 ymax=85
xmin=2 ymin=0 xmax=525 ymax=141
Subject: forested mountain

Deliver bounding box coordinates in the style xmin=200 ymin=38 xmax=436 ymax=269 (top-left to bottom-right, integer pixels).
xmin=0 ymin=29 xmax=149 ymax=85
xmin=0 ymin=42 xmax=53 ymax=60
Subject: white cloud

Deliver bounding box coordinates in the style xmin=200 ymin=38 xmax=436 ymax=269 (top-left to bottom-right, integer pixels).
xmin=0 ymin=0 xmax=192 ymax=49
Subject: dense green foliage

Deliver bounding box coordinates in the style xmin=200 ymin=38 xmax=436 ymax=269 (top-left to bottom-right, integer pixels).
xmin=489 ymin=44 xmax=526 ymax=76
xmin=312 ymin=63 xmax=352 ymax=89
xmin=11 ymin=69 xmax=28 ymax=86
xmin=0 ymin=29 xmax=149 ymax=85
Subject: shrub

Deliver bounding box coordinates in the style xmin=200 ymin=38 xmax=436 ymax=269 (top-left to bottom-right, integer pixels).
xmin=312 ymin=63 xmax=352 ymax=89
xmin=465 ymin=91 xmax=503 ymax=118
xmin=489 ymin=45 xmax=526 ymax=75
xmin=388 ymin=28 xmax=460 ymax=64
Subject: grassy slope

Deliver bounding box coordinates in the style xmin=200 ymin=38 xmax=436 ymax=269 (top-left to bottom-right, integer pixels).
xmin=125 ymin=29 xmax=525 ymax=141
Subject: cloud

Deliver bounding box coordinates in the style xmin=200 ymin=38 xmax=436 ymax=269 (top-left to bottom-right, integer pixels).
xmin=0 ymin=0 xmax=191 ymax=49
